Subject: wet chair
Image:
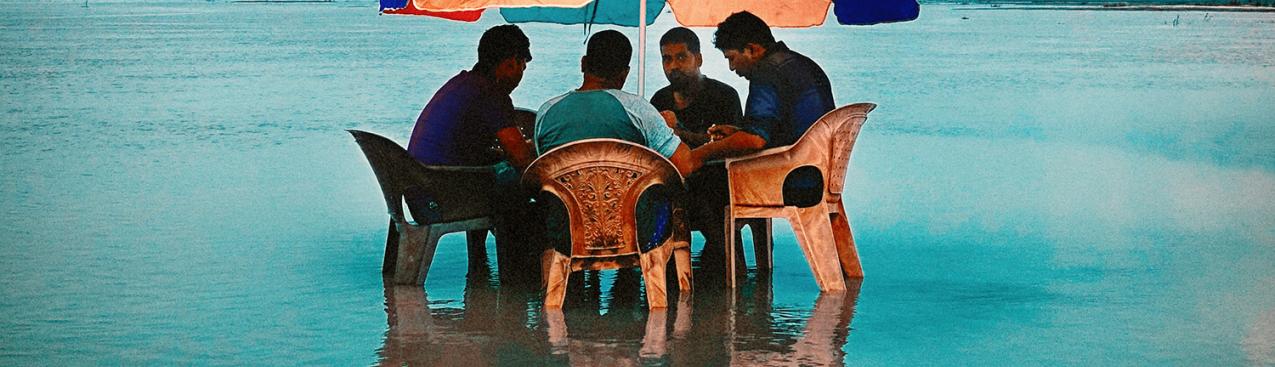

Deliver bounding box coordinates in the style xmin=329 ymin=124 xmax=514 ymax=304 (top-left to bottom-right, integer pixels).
xmin=723 ymin=103 xmax=876 ymax=290
xmin=349 ymin=130 xmax=498 ymax=286
xmin=524 ymin=139 xmax=693 ymax=309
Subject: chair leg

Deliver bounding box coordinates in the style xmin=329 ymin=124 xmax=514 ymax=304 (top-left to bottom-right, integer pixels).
xmin=383 ymin=219 xmax=400 ymax=277
xmin=392 ymin=224 xmax=430 ymax=285
xmin=831 ymin=202 xmax=863 ymax=278
xmin=673 ymin=243 xmax=693 ymax=295
xmin=724 ymin=207 xmax=737 ymax=289
xmin=639 ymin=245 xmax=672 ymax=309
xmin=466 ymin=229 xmax=489 ymax=267
xmin=543 ymin=249 xmax=571 ymax=309
xmin=414 ymin=228 xmax=446 ymax=286
xmin=786 ymin=207 xmax=846 ymax=291
xmin=742 ymin=218 xmax=774 ymax=274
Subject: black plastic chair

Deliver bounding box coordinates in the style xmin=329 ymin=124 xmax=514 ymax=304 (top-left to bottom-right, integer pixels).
xmin=349 ymin=130 xmax=499 ymax=286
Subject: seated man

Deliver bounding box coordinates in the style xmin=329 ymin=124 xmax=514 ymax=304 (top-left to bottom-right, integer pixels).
xmin=651 ymin=27 xmax=742 ymax=149
xmin=405 ymin=25 xmax=539 ymax=283
xmin=687 ymin=11 xmax=837 ymax=270
xmin=534 ymin=30 xmax=700 ymax=176
xmin=533 ymin=30 xmax=702 ymax=254
xmin=408 ymin=24 xmax=533 ymax=171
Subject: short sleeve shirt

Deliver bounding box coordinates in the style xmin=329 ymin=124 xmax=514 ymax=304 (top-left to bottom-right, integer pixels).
xmin=737 ymin=42 xmax=835 ymax=148
xmin=650 ymin=77 xmax=742 ymax=136
xmin=533 ymin=89 xmax=680 ymax=158
xmin=407 ymin=70 xmax=515 ymax=166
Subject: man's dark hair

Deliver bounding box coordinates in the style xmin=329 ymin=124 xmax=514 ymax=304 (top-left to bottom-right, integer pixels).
xmin=713 ymin=11 xmax=776 ymax=51
xmin=476 ymin=24 xmax=532 ymax=73
xmin=659 ymin=27 xmax=700 ymax=54
xmin=582 ymin=30 xmax=631 ymax=80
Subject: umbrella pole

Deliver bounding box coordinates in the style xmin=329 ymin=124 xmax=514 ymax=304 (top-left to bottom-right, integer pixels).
xmin=637 ymin=0 xmax=646 ymax=97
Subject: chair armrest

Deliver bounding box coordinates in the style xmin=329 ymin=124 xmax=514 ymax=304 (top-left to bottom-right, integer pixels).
xmin=725 ymin=145 xmax=794 ymax=162
xmin=724 ymin=146 xmax=806 ymax=207
xmin=416 ymin=164 xmax=499 ymax=174
xmin=403 ymin=164 xmax=500 ymax=224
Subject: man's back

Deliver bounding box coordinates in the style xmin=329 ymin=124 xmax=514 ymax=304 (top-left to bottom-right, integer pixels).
xmin=534 ymin=89 xmax=679 ymax=158
xmin=741 ymin=42 xmax=835 ymax=148
xmin=408 ymin=70 xmax=513 ymax=166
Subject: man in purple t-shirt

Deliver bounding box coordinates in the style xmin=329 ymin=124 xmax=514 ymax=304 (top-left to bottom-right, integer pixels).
xmin=407 ymin=24 xmax=534 ymax=171
xmin=404 ymin=25 xmax=538 ymax=284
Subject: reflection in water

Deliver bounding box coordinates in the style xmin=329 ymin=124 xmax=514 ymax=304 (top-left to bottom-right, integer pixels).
xmin=380 ymin=261 xmax=863 ymax=366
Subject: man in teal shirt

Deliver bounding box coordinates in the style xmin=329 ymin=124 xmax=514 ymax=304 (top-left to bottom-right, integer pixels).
xmin=534 ymin=30 xmax=700 ymax=176
xmin=533 ymin=30 xmax=702 ymax=255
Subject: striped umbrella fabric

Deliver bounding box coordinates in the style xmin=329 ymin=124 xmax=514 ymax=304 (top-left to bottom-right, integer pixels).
xmin=380 ymin=0 xmax=919 ymax=95
xmin=382 ymin=0 xmax=919 ymax=26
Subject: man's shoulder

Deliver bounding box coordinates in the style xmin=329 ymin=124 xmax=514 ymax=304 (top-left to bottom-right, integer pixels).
xmin=702 ymin=77 xmax=739 ymax=97
xmin=650 ymin=85 xmax=675 ymax=108
xmin=600 ymin=89 xmax=650 ymax=110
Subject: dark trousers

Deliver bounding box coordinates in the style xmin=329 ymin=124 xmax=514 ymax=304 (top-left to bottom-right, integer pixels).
xmin=685 ymin=164 xmax=732 ymax=270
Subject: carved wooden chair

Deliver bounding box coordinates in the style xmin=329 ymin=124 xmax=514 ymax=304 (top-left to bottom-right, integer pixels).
xmin=723 ymin=103 xmax=876 ymax=290
xmin=349 ymin=130 xmax=498 ymax=286
xmin=524 ymin=139 xmax=693 ymax=309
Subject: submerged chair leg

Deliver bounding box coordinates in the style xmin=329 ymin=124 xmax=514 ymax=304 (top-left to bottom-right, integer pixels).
xmin=383 ymin=220 xmax=401 ymax=278
xmin=466 ymin=229 xmax=489 ymax=265
xmin=830 ymin=201 xmax=863 ymax=278
xmin=392 ymin=224 xmax=431 ymax=285
xmin=640 ymin=244 xmax=673 ymax=309
xmin=543 ymin=249 xmax=571 ymax=309
xmin=673 ymin=243 xmax=693 ymax=295
xmin=739 ymin=218 xmax=773 ymax=273
xmin=413 ymin=228 xmax=446 ymax=286
xmin=786 ymin=207 xmax=847 ymax=291
xmin=724 ymin=207 xmax=738 ymax=289
xmin=640 ymin=308 xmax=670 ymax=357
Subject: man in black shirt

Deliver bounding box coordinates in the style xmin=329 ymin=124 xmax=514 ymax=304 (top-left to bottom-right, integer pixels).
xmin=650 ymin=27 xmax=742 ymax=148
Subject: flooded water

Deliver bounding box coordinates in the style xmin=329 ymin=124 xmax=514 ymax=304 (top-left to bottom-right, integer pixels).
xmin=2 ymin=1 xmax=1274 ymax=365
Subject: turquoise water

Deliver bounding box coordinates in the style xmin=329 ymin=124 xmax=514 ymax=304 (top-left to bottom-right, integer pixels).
xmin=2 ymin=1 xmax=1273 ymax=365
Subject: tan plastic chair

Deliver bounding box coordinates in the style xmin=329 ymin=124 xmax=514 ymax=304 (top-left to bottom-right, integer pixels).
xmin=524 ymin=139 xmax=693 ymax=309
xmin=349 ymin=130 xmax=498 ymax=286
xmin=723 ymin=103 xmax=876 ymax=290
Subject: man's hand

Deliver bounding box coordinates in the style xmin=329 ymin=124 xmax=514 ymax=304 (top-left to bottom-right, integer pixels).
xmin=660 ymin=110 xmax=678 ymax=129
xmin=707 ymin=124 xmax=740 ymax=141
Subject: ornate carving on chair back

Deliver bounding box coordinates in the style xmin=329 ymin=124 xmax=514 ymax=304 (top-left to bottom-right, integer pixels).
xmin=556 ymin=166 xmax=640 ymax=251
xmin=822 ymin=103 xmax=875 ymax=196
xmin=525 ymin=139 xmax=682 ymax=259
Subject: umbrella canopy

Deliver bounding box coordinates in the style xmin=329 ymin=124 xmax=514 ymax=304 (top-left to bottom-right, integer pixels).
xmin=379 ymin=0 xmax=919 ymax=94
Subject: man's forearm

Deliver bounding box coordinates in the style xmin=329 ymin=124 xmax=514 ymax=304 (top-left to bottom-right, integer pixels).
xmin=691 ymin=131 xmax=766 ymax=162
xmin=674 ymin=128 xmax=710 ymax=148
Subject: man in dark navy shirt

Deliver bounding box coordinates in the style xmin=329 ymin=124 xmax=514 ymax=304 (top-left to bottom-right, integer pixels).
xmin=687 ymin=11 xmax=836 ymax=275
xmin=404 ymin=25 xmax=539 ymax=284
xmin=407 ymin=24 xmax=534 ymax=172
xmin=650 ymin=27 xmax=742 ymax=149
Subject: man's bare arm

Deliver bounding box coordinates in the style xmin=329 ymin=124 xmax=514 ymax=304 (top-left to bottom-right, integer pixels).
xmin=495 ymin=126 xmax=534 ymax=171
xmin=691 ymin=125 xmax=767 ymax=162
xmin=674 ymin=128 xmax=711 ymax=147
xmin=667 ymin=143 xmax=703 ymax=177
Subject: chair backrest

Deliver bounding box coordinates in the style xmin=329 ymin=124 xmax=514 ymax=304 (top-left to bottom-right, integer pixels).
xmin=349 ymin=130 xmax=497 ymax=224
xmin=786 ymin=103 xmax=875 ymax=197
xmin=523 ymin=139 xmax=683 ymax=262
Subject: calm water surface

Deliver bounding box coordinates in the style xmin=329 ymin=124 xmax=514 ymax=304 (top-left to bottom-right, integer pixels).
xmin=2 ymin=1 xmax=1273 ymax=365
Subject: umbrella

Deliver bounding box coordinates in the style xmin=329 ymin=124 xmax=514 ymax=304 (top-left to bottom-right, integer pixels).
xmin=378 ymin=0 xmax=919 ymax=96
